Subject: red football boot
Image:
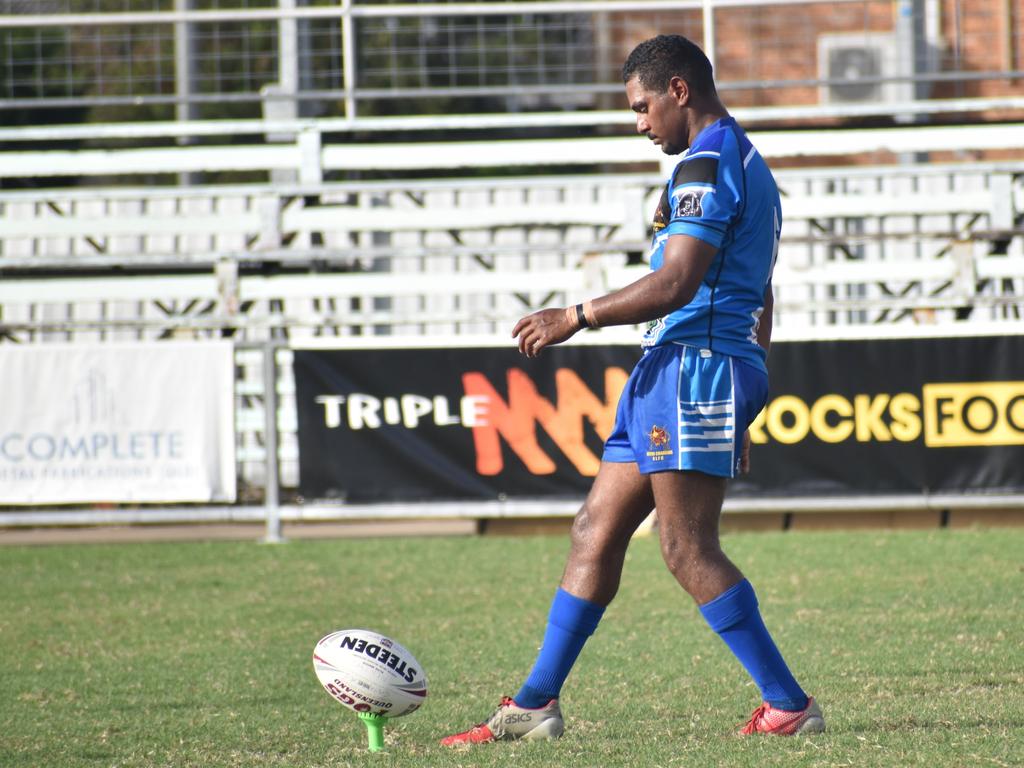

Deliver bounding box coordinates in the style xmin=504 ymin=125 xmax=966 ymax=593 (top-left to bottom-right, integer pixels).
xmin=740 ymin=696 xmax=825 ymax=735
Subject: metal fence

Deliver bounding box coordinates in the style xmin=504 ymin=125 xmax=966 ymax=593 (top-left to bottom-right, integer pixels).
xmin=3 ymin=0 xmax=1024 ymax=124
xmin=2 ymin=0 xmax=1024 ymax=527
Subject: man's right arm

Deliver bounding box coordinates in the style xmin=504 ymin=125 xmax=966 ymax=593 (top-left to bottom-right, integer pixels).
xmin=587 ymin=234 xmax=717 ymax=327
xmin=512 ymin=234 xmax=717 ymax=357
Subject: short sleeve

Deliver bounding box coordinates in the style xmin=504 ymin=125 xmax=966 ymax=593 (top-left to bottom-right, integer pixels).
xmin=663 ymin=143 xmax=742 ymax=248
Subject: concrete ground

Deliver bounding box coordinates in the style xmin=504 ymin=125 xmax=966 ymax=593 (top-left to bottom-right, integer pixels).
xmin=2 ymin=506 xmax=1022 ymax=546
xmin=0 ymin=518 xmax=479 ymax=546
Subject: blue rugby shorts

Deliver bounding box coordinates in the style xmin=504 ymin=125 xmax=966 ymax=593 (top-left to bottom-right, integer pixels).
xmin=602 ymin=344 xmax=768 ymax=477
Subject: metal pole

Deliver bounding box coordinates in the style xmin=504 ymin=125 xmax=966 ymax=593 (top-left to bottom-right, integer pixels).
xmin=174 ymin=0 xmax=199 ymax=185
xmin=702 ymin=0 xmax=716 ymax=76
xmin=262 ymin=340 xmax=284 ymax=543
xmin=278 ymin=0 xmax=299 ymax=98
xmin=174 ymin=0 xmax=194 ymax=124
xmin=341 ymin=0 xmax=357 ymax=119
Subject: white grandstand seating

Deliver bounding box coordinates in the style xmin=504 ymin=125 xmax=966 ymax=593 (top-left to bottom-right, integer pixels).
xmin=4 ymin=121 xmax=1024 ymax=179
xmin=2 ymin=159 xmax=1020 ymax=336
xmin=2 ymin=127 xmax=1022 ymax=497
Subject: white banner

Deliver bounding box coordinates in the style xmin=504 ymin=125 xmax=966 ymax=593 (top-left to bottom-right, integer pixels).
xmin=0 ymin=341 xmax=236 ymax=505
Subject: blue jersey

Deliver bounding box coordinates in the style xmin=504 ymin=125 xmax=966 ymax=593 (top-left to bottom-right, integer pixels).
xmin=642 ymin=117 xmax=780 ymax=373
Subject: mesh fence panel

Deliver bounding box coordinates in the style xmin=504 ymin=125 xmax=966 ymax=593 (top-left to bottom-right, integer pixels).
xmin=0 ymin=0 xmax=1022 ymax=119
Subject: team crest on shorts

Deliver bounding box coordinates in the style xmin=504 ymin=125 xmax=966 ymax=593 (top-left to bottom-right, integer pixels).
xmin=648 ymin=425 xmax=669 ymax=448
xmin=646 ymin=425 xmax=673 ymax=461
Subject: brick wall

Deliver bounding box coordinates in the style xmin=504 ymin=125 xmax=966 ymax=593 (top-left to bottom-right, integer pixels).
xmin=611 ymin=0 xmax=1023 ymax=110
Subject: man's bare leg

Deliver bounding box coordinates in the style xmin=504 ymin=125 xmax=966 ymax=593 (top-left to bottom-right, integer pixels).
xmin=440 ymin=462 xmax=653 ymax=745
xmin=650 ymin=469 xmax=742 ymax=603
xmin=506 ymin=462 xmax=653 ymax=710
xmin=651 ymin=469 xmax=818 ymax=731
xmin=560 ymin=461 xmax=655 ymax=606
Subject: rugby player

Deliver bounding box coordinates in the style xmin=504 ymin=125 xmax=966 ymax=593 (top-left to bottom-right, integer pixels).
xmin=441 ymin=34 xmax=824 ymax=745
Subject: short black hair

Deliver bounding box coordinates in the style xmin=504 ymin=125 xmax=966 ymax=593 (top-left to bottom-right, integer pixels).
xmin=621 ymin=34 xmax=715 ymax=96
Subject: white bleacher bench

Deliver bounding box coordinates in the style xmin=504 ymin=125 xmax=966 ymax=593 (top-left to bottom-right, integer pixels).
xmin=0 ymin=209 xmax=264 ymax=239
xmin=281 ymin=201 xmax=637 ymax=234
xmin=0 ymin=181 xmax=649 ymax=268
xmin=0 ymin=163 xmax=1020 ymax=335
xmin=0 ymin=270 xmax=589 ymax=304
xmin=0 ymin=200 xmax=638 ymax=240
xmin=779 ymin=189 xmax=997 ymax=220
xmin=0 ymin=269 xmax=594 ymax=336
xmin=3 ymin=249 xmax=1020 ymax=335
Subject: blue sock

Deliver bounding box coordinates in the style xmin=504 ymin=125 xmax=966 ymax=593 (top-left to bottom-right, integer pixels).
xmin=699 ymin=579 xmax=808 ymax=711
xmin=515 ymin=588 xmax=605 ymax=708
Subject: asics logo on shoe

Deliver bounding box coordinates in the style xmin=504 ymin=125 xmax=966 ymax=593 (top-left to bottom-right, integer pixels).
xmin=440 ymin=697 xmax=564 ymax=745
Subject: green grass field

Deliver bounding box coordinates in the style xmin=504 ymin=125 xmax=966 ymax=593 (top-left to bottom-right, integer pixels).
xmin=2 ymin=527 xmax=1022 ymax=767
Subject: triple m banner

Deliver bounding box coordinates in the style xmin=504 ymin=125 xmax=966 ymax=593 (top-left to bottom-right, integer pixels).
xmin=294 ymin=335 xmax=1024 ymax=503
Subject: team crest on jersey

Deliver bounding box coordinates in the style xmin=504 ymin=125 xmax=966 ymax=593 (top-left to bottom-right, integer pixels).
xmin=675 ymin=191 xmax=704 ymax=218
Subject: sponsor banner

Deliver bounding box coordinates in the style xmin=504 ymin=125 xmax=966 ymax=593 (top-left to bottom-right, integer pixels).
xmin=734 ymin=334 xmax=1024 ymax=497
xmin=0 ymin=341 xmax=236 ymax=505
xmin=294 ymin=335 xmax=1024 ymax=502
xmin=295 ymin=345 xmax=640 ymax=501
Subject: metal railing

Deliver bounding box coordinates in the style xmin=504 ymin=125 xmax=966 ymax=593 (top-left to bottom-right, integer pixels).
xmin=3 ymin=0 xmax=1024 ymax=125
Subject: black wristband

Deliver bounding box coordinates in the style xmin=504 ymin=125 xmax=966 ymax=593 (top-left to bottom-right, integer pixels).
xmin=575 ymin=303 xmax=590 ymax=329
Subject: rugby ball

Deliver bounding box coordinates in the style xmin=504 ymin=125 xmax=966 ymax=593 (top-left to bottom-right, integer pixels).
xmin=313 ymin=629 xmax=428 ymax=718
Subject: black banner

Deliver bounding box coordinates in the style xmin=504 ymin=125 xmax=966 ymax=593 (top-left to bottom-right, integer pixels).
xmin=294 ymin=345 xmax=641 ymax=502
xmin=294 ymin=335 xmax=1024 ymax=502
xmin=735 ymin=334 xmax=1024 ymax=497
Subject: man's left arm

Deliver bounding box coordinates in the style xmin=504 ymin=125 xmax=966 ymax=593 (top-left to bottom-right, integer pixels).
xmin=756 ymin=282 xmax=774 ymax=356
xmin=740 ymin=282 xmax=774 ymax=474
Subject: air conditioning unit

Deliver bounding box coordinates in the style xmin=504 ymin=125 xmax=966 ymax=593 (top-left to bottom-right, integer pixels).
xmin=817 ymin=33 xmax=914 ymax=105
